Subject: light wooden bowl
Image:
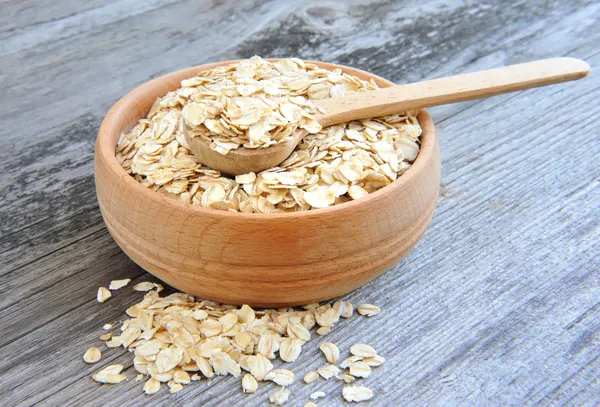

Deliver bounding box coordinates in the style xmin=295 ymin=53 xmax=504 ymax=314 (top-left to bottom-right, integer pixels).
xmin=95 ymin=60 xmax=440 ymax=307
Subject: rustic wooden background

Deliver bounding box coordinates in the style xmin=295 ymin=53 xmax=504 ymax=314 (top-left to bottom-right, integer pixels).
xmin=1 ymin=0 xmax=598 ymax=406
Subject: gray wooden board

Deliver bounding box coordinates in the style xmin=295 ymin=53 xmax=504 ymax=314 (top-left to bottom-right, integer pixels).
xmin=0 ymin=0 xmax=599 ymax=405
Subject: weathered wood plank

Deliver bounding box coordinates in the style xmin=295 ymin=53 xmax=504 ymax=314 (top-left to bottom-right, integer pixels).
xmin=0 ymin=0 xmax=110 ymax=36
xmin=1 ymin=0 xmax=599 ymax=406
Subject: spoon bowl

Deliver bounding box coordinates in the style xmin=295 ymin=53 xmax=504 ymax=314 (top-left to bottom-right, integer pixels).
xmin=183 ymin=121 xmax=308 ymax=175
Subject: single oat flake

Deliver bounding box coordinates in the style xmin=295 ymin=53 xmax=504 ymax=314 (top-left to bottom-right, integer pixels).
xmin=319 ymin=342 xmax=340 ymax=364
xmin=246 ymin=353 xmax=273 ymax=381
xmin=350 ymin=343 xmax=378 ymax=358
xmin=83 ymin=347 xmax=102 ymax=364
xmin=317 ymin=364 xmax=341 ymax=380
xmin=340 ymin=300 xmax=354 ymax=318
xmin=133 ymin=282 xmax=156 ymax=292
xmin=269 ymin=386 xmax=290 ymax=405
xmin=109 ymin=279 xmax=131 ymax=290
xmin=97 ymin=287 xmax=111 ymax=303
xmin=279 ymin=338 xmax=303 ymax=362
xmin=92 ymin=364 xmax=127 ymax=384
xmin=242 ymin=373 xmax=258 ymax=393
xmin=357 ymin=303 xmax=381 ymax=317
xmin=363 ymin=355 xmax=386 ymax=367
xmin=340 ymin=355 xmax=362 ymax=369
xmin=339 ymin=373 xmax=356 ymax=384
xmin=173 ymin=370 xmax=191 ymax=384
xmin=310 ymin=391 xmax=326 ymax=400
xmin=265 ymin=369 xmax=295 ymax=387
xmin=342 ymin=385 xmax=374 ymax=402
xmin=316 ymin=326 xmax=331 ymax=336
xmin=168 ymin=381 xmax=184 ymax=393
xmin=349 ymin=361 xmax=372 ymax=378
xmin=143 ymin=378 xmax=161 ymax=394
xmin=303 ymin=370 xmax=319 ymax=384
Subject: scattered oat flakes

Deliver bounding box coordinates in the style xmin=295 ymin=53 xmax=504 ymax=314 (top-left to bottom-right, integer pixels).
xmin=99 ymin=333 xmax=112 ymax=341
xmin=242 ymin=373 xmax=258 ymax=393
xmin=342 ymin=385 xmax=374 ymax=402
xmin=133 ymin=282 xmax=156 ymax=292
xmin=97 ymin=287 xmax=111 ymax=303
xmin=310 ymin=391 xmax=326 ymax=400
xmin=304 ymin=371 xmax=319 ymax=384
xmin=103 ymin=324 xmax=113 ymax=330
xmin=109 ymin=279 xmax=131 ymax=290
xmin=86 ymin=285 xmax=385 ymax=400
xmin=350 ymin=344 xmax=377 ymax=358
xmin=319 ymin=342 xmax=340 ymax=364
xmin=83 ymin=347 xmax=102 ymax=363
xmin=305 ymin=403 xmax=318 ymax=407
xmin=357 ymin=303 xmax=380 ymax=317
xmin=269 ymin=386 xmax=290 ymax=405
xmin=317 ymin=364 xmax=341 ymax=380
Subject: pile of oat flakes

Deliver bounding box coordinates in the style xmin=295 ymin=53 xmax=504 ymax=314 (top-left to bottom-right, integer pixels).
xmin=116 ymin=56 xmax=421 ymax=212
xmin=87 ymin=279 xmax=384 ymax=405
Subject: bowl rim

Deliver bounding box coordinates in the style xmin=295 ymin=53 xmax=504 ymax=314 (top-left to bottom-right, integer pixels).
xmin=96 ymin=59 xmax=437 ymax=220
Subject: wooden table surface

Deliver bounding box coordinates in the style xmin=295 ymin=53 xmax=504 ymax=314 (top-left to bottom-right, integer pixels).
xmin=1 ymin=0 xmax=599 ymax=406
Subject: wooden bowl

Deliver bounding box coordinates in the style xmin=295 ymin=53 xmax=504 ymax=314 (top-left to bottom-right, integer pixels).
xmin=95 ymin=60 xmax=440 ymax=307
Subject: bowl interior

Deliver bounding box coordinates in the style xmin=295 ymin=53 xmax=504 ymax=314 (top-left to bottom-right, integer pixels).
xmin=97 ymin=59 xmax=437 ymax=220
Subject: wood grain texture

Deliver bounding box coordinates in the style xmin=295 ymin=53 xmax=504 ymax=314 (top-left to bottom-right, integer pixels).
xmin=1 ymin=0 xmax=599 ymax=406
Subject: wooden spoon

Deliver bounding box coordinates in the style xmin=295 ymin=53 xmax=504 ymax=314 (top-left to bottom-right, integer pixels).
xmin=183 ymin=57 xmax=589 ymax=175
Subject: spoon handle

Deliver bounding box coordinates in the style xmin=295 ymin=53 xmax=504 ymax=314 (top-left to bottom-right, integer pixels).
xmin=315 ymin=57 xmax=590 ymax=127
